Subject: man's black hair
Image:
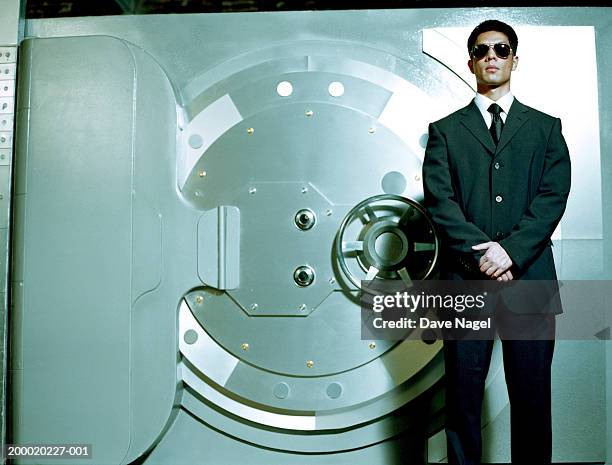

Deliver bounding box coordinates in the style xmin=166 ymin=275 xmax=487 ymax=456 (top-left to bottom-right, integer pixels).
xmin=467 ymin=20 xmax=518 ymax=56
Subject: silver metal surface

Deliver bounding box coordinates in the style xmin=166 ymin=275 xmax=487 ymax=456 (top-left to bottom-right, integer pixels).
xmin=0 ymin=0 xmax=24 ymax=45
xmin=180 ymin=295 xmax=443 ymax=438
xmin=197 ymin=205 xmax=240 ymax=290
xmin=0 ymin=1 xmax=21 ymax=451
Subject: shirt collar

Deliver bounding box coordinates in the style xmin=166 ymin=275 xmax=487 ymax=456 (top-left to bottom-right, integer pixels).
xmin=474 ymin=92 xmax=515 ymax=120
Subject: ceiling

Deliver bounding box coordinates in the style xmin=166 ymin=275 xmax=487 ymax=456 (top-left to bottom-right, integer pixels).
xmin=25 ymin=0 xmax=609 ymax=17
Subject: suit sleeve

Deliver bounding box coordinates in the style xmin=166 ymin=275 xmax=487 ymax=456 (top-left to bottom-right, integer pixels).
xmin=499 ymin=118 xmax=571 ymax=271
xmin=423 ymin=122 xmax=491 ymax=256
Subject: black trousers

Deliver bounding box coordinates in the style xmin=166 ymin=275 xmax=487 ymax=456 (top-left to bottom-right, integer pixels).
xmin=443 ymin=310 xmax=555 ymax=465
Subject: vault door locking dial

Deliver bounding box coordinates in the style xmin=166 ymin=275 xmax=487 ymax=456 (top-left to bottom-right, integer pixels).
xmin=335 ymin=194 xmax=439 ymax=291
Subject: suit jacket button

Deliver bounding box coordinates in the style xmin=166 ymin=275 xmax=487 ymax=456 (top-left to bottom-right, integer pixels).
xmin=496 ymin=231 xmax=504 ymax=239
xmin=494 ymin=162 xmax=500 ymax=170
xmin=495 ymin=195 xmax=503 ymax=203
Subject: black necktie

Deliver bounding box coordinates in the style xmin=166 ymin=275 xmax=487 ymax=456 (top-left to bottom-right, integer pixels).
xmin=488 ymin=103 xmax=504 ymax=145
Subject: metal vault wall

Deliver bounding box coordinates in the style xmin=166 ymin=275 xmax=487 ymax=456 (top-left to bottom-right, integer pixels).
xmin=6 ymin=7 xmax=612 ymax=465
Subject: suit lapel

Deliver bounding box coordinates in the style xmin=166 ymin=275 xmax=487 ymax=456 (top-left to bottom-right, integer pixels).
xmin=459 ymin=101 xmax=496 ymax=155
xmin=495 ymin=99 xmax=530 ymax=156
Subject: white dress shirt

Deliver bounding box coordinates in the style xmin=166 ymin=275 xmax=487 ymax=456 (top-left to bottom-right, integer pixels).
xmin=474 ymin=92 xmax=514 ymax=128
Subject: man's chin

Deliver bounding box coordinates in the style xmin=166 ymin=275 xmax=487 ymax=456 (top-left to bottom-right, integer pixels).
xmin=477 ymin=81 xmax=508 ymax=92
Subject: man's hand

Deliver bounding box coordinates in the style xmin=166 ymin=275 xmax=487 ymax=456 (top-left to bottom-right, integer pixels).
xmin=472 ymin=242 xmax=513 ymax=279
xmin=497 ymin=270 xmax=514 ymax=281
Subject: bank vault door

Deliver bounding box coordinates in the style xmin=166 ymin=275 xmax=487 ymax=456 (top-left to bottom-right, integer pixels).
xmin=174 ymin=41 xmax=443 ymax=464
xmin=11 ymin=19 xmax=449 ymax=465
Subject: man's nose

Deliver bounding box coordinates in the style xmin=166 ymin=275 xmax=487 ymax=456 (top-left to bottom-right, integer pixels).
xmin=485 ymin=47 xmax=497 ymax=60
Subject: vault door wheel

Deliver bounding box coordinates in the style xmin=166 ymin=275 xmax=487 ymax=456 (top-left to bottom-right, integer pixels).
xmin=336 ymin=194 xmax=439 ymax=289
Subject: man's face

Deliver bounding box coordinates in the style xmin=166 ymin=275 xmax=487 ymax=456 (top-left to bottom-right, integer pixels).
xmin=468 ymin=30 xmax=518 ymax=90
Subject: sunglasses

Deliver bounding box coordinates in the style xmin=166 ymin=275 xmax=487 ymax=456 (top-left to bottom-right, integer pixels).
xmin=471 ymin=43 xmax=512 ymax=60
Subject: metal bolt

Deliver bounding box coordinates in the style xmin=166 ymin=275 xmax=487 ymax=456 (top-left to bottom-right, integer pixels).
xmin=369 ymin=342 xmax=376 ymax=349
xmin=305 ymin=110 xmax=313 ymax=117
xmin=294 ymin=266 xmax=315 ymax=287
xmin=195 ymin=295 xmax=204 ymax=304
xmin=198 ymin=170 xmax=206 ymax=178
xmin=415 ymin=175 xmax=421 ymax=181
xmin=325 ymin=209 xmax=332 ymax=216
xmin=368 ymin=127 xmax=376 ymax=134
xmin=328 ymin=277 xmax=336 ymax=285
xmin=299 ymin=304 xmax=307 ymax=312
xmin=241 ymin=343 xmax=249 ymax=351
xmin=249 ymin=187 xmax=257 ymax=195
xmin=247 ymin=127 xmax=254 ymax=135
xmin=306 ymin=360 xmax=314 ymax=368
xmin=251 ymin=303 xmax=258 ymax=311
xmin=295 ymin=209 xmax=316 ymax=230
xmin=301 ymin=186 xmax=308 ymax=194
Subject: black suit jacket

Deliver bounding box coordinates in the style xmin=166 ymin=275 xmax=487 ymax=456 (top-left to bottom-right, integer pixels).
xmin=422 ymin=98 xmax=571 ymax=313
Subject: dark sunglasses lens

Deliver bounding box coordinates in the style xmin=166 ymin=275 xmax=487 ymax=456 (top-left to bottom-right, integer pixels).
xmin=494 ymin=43 xmax=511 ymax=58
xmin=472 ymin=43 xmax=512 ymax=59
xmin=472 ymin=44 xmax=489 ymax=59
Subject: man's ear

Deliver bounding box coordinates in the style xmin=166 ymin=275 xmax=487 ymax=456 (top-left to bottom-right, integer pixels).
xmin=467 ymin=58 xmax=475 ymax=74
xmin=512 ymin=55 xmax=519 ymax=71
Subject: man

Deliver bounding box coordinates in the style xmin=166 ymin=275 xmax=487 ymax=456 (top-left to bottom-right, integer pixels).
xmin=422 ymin=20 xmax=571 ymax=465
